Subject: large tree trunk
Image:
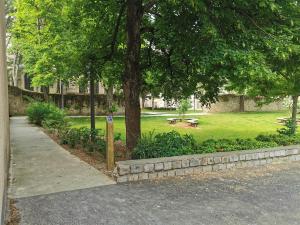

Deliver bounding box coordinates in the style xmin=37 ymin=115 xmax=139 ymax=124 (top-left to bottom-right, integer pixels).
xmin=124 ymin=0 xmax=143 ymax=152
xmin=291 ymin=95 xmax=298 ymax=134
xmin=90 ymin=77 xmax=96 ymax=140
xmin=239 ymin=95 xmax=245 ymax=112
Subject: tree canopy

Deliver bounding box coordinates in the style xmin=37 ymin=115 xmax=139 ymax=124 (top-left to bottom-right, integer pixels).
xmin=9 ymin=0 xmax=300 ymax=147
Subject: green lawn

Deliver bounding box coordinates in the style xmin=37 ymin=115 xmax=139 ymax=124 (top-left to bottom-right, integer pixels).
xmin=69 ymin=111 xmax=289 ymax=143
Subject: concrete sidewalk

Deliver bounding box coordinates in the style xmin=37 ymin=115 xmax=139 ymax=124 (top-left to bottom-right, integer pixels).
xmin=9 ymin=117 xmax=114 ymax=199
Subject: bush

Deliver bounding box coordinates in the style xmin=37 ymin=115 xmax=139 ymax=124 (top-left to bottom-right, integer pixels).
xmin=27 ymin=102 xmax=55 ymax=126
xmin=132 ymin=131 xmax=282 ymax=159
xmin=132 ymin=131 xmax=198 ymax=159
xmin=256 ymin=134 xmax=300 ymax=146
xmin=197 ymin=138 xmax=277 ymax=154
xmin=59 ymin=127 xmax=106 ymax=153
xmin=277 ymin=118 xmax=297 ymax=136
xmin=26 ymin=101 xmax=68 ymax=130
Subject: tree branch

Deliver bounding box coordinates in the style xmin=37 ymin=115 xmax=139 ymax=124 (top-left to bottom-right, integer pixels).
xmin=104 ymin=1 xmax=126 ymax=61
xmin=143 ymin=0 xmax=157 ymax=13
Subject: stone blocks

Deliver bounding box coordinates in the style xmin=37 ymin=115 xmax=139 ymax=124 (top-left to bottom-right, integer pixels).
xmin=115 ymin=146 xmax=300 ymax=183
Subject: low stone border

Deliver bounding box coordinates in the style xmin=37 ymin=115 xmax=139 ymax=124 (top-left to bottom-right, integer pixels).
xmin=114 ymin=145 xmax=300 ymax=183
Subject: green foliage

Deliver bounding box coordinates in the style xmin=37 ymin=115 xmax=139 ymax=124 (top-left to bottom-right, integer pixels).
xmin=26 ymin=102 xmax=66 ymax=129
xmin=277 ymin=118 xmax=297 ymax=136
xmin=196 ymin=138 xmax=277 ymax=154
xmin=178 ymin=99 xmax=191 ymax=118
xmin=132 ymin=130 xmax=299 ymax=159
xmin=132 ymin=131 xmax=198 ymax=159
xmin=59 ymin=127 xmax=106 ymax=153
xmin=256 ymin=134 xmax=300 ymax=146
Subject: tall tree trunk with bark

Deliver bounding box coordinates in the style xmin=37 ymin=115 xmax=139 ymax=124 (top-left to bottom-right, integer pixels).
xmin=124 ymin=0 xmax=143 ymax=152
xmin=291 ymin=95 xmax=298 ymax=134
xmin=151 ymin=95 xmax=155 ymax=111
xmin=90 ymin=76 xmax=96 ymax=141
xmin=239 ymin=95 xmax=245 ymax=112
xmin=42 ymin=86 xmax=49 ymax=102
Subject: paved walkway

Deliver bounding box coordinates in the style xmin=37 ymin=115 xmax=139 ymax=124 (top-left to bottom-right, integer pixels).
xmin=14 ymin=162 xmax=300 ymax=225
xmin=9 ymin=117 xmax=114 ymax=199
xmin=9 ymin=117 xmax=300 ymax=225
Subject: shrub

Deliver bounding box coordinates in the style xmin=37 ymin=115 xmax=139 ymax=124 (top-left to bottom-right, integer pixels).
xmin=256 ymin=134 xmax=300 ymax=146
xmin=26 ymin=101 xmax=68 ymax=130
xmin=132 ymin=131 xmax=198 ymax=159
xmin=195 ymin=138 xmax=277 ymax=155
xmin=59 ymin=127 xmax=106 ymax=153
xmin=277 ymin=118 xmax=297 ymax=136
xmin=27 ymin=102 xmax=55 ymax=126
xmin=132 ymin=131 xmax=282 ymax=159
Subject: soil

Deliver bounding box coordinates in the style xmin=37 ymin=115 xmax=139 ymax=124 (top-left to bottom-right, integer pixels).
xmin=44 ymin=130 xmax=127 ymax=176
xmin=5 ymin=199 xmax=20 ymax=225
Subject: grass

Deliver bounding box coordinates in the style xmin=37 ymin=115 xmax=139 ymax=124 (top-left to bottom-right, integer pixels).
xmin=69 ymin=111 xmax=290 ymax=143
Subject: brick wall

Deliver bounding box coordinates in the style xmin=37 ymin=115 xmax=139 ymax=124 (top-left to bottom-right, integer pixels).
xmin=114 ymin=145 xmax=300 ymax=183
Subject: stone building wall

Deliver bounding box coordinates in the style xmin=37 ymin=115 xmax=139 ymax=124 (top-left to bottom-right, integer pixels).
xmin=203 ymin=94 xmax=286 ymax=113
xmin=8 ymin=86 xmax=124 ymax=116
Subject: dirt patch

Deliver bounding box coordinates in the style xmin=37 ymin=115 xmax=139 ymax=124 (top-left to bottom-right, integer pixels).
xmin=43 ymin=129 xmax=128 ymax=176
xmin=44 ymin=130 xmax=109 ymax=175
xmin=5 ymin=199 xmax=20 ymax=225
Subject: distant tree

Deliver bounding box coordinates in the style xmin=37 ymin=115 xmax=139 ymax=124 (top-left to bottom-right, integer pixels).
xmin=178 ymin=99 xmax=191 ymax=119
xmin=226 ymin=1 xmax=300 ymax=134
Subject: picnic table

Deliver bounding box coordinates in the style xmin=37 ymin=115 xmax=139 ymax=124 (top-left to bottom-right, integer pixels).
xmin=166 ymin=118 xmax=182 ymax=124
xmin=186 ymin=119 xmax=199 ymax=127
xmin=277 ymin=117 xmax=300 ymax=124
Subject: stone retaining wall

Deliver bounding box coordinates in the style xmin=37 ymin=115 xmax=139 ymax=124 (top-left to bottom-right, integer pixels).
xmin=8 ymin=86 xmax=124 ymax=116
xmin=114 ymin=145 xmax=300 ymax=183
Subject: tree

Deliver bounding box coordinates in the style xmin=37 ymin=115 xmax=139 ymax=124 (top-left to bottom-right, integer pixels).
xmin=178 ymin=99 xmax=191 ymax=119
xmin=225 ymin=1 xmax=300 ymax=133
xmin=11 ymin=0 xmax=75 ymax=100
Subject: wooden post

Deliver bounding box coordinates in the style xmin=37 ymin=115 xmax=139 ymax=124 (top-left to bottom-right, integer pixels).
xmin=106 ymin=115 xmax=115 ymax=170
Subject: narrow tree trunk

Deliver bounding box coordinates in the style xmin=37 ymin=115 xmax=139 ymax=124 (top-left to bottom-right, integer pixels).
xmin=60 ymin=80 xmax=64 ymax=109
xmin=90 ymin=77 xmax=96 ymax=141
xmin=291 ymin=95 xmax=298 ymax=134
xmin=107 ymin=85 xmax=114 ymax=114
xmin=42 ymin=86 xmax=49 ymax=102
xmin=124 ymin=0 xmax=143 ymax=152
xmin=151 ymin=95 xmax=155 ymax=111
xmin=239 ymin=95 xmax=245 ymax=112
xmin=141 ymin=94 xmax=146 ymax=109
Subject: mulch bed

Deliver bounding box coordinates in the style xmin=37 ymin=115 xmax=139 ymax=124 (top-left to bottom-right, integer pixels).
xmin=44 ymin=129 xmax=127 ymax=176
xmin=5 ymin=199 xmax=20 ymax=225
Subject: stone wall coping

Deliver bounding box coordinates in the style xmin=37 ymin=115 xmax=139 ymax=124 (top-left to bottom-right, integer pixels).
xmin=118 ymin=145 xmax=300 ymax=166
